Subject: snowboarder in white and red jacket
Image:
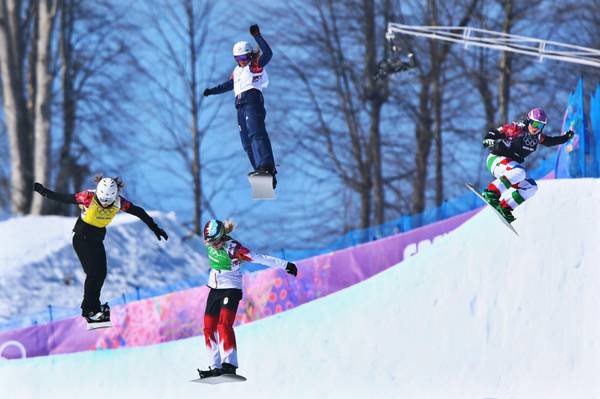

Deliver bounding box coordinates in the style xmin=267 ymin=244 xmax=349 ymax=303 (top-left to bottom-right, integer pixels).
xmin=481 ymin=107 xmax=574 ymax=223
xmin=197 ymin=219 xmax=297 ymax=379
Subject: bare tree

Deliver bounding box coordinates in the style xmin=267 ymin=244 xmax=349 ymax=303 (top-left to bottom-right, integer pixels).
xmin=0 ymin=0 xmax=32 ymax=214
xmin=30 ymin=0 xmax=59 ymax=214
xmin=136 ymin=0 xmax=235 ymax=235
xmin=497 ymin=0 xmax=513 ymax=122
xmin=43 ymin=0 xmax=146 ymax=215
xmin=266 ymin=0 xmax=398 ymax=230
xmin=396 ymin=0 xmax=479 ymax=213
xmin=0 ymin=124 xmax=10 ymax=210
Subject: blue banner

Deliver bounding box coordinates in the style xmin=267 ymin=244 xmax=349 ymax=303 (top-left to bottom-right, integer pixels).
xmin=556 ymin=78 xmax=587 ymax=178
xmin=591 ymin=84 xmax=600 ymax=177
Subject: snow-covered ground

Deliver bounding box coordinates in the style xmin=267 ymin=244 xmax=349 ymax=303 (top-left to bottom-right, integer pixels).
xmin=0 ymin=212 xmax=209 ymax=327
xmin=1 ymin=179 xmax=599 ymax=398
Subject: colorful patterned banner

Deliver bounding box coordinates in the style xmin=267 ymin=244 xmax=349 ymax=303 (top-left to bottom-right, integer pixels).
xmin=0 ymin=209 xmax=479 ymax=360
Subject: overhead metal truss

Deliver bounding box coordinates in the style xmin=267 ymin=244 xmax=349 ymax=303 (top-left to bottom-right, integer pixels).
xmin=386 ymin=24 xmax=600 ymax=68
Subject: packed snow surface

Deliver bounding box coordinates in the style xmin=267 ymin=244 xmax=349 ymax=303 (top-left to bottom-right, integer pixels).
xmin=2 ymin=179 xmax=599 ymax=398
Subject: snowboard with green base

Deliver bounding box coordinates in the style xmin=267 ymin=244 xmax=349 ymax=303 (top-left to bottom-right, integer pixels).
xmin=465 ymin=183 xmax=518 ymax=236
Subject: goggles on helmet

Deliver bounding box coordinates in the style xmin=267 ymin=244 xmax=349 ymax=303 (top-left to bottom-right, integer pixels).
xmin=206 ymin=235 xmax=225 ymax=245
xmin=529 ymin=120 xmax=545 ymax=130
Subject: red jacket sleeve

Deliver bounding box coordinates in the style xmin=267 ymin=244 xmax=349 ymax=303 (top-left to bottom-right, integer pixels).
xmin=75 ymin=191 xmax=94 ymax=207
xmin=229 ymin=240 xmax=253 ymax=261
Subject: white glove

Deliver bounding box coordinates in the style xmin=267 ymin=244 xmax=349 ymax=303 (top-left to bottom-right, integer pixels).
xmin=482 ymin=138 xmax=495 ymax=148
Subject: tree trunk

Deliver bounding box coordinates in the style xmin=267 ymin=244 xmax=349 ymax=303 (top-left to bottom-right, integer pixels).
xmin=498 ymin=0 xmax=513 ymax=122
xmin=0 ymin=0 xmax=33 ymax=214
xmin=363 ymin=0 xmax=385 ymax=226
xmin=412 ymin=80 xmax=432 ymax=214
xmin=186 ymin=0 xmax=202 ymax=235
xmin=31 ymin=0 xmax=58 ymax=214
xmin=430 ymin=0 xmax=444 ymax=207
xmin=53 ymin=0 xmax=75 ymax=215
xmin=53 ymin=0 xmax=81 ymax=215
xmin=432 ymin=68 xmax=443 ymax=207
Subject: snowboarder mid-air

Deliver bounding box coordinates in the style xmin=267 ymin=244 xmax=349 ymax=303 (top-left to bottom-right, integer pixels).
xmin=481 ymin=107 xmax=574 ymax=223
xmin=33 ymin=176 xmax=168 ymax=329
xmin=197 ymin=219 xmax=297 ymax=379
xmin=203 ymin=24 xmax=278 ymax=188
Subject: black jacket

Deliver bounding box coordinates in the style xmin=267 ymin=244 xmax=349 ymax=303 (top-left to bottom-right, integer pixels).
xmin=484 ymin=120 xmax=570 ymax=163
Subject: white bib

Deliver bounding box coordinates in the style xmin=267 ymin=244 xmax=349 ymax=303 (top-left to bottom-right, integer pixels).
xmin=233 ymin=64 xmax=269 ymax=97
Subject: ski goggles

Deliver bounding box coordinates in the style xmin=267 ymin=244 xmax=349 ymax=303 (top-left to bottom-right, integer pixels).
xmin=205 ymin=234 xmax=225 ymax=246
xmin=529 ymin=120 xmax=545 ymax=130
xmin=234 ymin=54 xmax=251 ymax=63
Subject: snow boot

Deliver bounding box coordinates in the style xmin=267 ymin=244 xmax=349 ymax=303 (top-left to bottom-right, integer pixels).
xmin=220 ymin=362 xmax=237 ymax=375
xmin=498 ymin=204 xmax=516 ymax=224
xmin=482 ymin=189 xmax=500 ymax=208
xmin=101 ymin=302 xmax=111 ymax=319
xmin=84 ymin=309 xmax=111 ymax=328
xmin=198 ymin=367 xmax=224 ymax=379
xmin=249 ymin=168 xmax=277 ymax=189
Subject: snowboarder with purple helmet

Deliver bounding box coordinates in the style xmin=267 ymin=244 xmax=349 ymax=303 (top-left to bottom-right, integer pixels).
xmin=480 ymin=107 xmax=574 ymax=223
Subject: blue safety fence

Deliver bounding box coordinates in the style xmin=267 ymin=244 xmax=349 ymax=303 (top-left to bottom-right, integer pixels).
xmin=277 ymin=156 xmax=558 ymax=261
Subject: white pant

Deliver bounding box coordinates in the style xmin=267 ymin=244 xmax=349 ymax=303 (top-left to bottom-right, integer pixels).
xmin=486 ymin=154 xmax=538 ymax=210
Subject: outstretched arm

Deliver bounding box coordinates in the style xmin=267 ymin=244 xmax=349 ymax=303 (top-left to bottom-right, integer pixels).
xmin=250 ymin=24 xmax=272 ymax=67
xmin=33 ymin=183 xmax=78 ymax=204
xmin=540 ymin=130 xmax=574 ymax=147
xmin=203 ymin=77 xmax=233 ymax=96
xmin=228 ymin=241 xmax=296 ymax=276
xmin=122 ymin=200 xmax=168 ymax=241
xmin=248 ymin=252 xmax=297 ymax=276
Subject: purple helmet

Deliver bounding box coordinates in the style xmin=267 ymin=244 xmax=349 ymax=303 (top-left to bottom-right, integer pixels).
xmin=527 ymin=107 xmax=547 ymax=124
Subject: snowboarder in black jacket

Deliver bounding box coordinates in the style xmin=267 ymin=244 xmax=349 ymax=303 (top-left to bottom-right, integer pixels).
xmin=481 ymin=107 xmax=574 ymax=222
xmin=33 ymin=176 xmax=168 ymax=328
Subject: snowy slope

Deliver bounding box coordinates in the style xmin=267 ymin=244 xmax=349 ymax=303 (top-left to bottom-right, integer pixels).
xmin=2 ymin=179 xmax=600 ymax=399
xmin=0 ymin=212 xmax=209 ymax=326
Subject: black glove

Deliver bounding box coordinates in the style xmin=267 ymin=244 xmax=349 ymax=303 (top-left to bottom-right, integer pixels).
xmin=33 ymin=182 xmax=48 ymax=197
xmin=564 ymin=130 xmax=575 ymax=140
xmin=482 ymin=138 xmax=495 ymax=148
xmin=152 ymin=226 xmax=169 ymax=241
xmin=203 ymin=88 xmax=212 ymax=97
xmin=249 ymin=24 xmax=260 ymax=36
xmin=285 ymin=262 xmax=297 ymax=277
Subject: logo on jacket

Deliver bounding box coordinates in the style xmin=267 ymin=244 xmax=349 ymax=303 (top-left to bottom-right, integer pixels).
xmin=523 ymin=134 xmax=537 ymax=147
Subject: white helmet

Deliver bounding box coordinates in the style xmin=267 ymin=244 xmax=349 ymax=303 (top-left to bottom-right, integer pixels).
xmin=96 ymin=178 xmax=119 ymax=207
xmin=232 ymin=41 xmax=252 ymax=57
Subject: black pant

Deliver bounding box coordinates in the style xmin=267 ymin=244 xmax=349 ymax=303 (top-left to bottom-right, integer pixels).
xmin=72 ymin=234 xmax=107 ymax=315
xmin=204 ymin=288 xmax=243 ymax=317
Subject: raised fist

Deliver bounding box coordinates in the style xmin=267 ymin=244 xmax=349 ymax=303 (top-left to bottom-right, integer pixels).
xmin=249 ymin=24 xmax=260 ymax=36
